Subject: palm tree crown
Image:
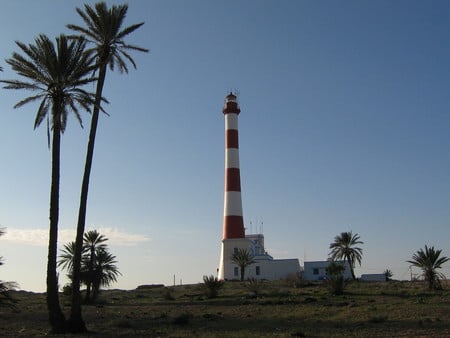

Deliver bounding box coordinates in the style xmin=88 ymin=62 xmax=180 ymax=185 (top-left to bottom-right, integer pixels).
xmin=67 ymin=2 xmax=149 ymax=72
xmin=329 ymin=231 xmax=363 ymax=280
xmin=2 ymin=34 xmax=95 ymax=133
xmin=407 ymin=245 xmax=449 ymax=290
xmin=231 ymin=248 xmax=256 ymax=281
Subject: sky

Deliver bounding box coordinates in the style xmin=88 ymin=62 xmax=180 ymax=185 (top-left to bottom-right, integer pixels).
xmin=1 ymin=0 xmax=450 ymax=292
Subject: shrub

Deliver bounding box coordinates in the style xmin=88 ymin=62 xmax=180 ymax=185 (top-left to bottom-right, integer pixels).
xmin=202 ymin=275 xmax=224 ymax=298
xmin=246 ymin=277 xmax=263 ymax=298
xmin=326 ymin=261 xmax=346 ymax=295
xmin=163 ymin=287 xmax=175 ymax=300
xmin=285 ymin=273 xmax=304 ymax=288
xmin=62 ymin=283 xmax=72 ymax=296
xmin=172 ymin=313 xmax=192 ymax=325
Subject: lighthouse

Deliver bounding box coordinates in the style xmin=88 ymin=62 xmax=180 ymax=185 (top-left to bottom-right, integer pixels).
xmin=222 ymin=92 xmax=245 ymax=239
xmin=218 ymin=92 xmax=250 ymax=280
xmin=217 ymin=92 xmax=300 ymax=281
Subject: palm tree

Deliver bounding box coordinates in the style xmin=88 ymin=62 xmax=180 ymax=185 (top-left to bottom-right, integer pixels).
xmin=58 ymin=234 xmax=120 ymax=302
xmin=83 ymin=230 xmax=107 ymax=303
xmin=407 ymin=245 xmax=450 ymax=290
xmin=66 ymin=3 xmax=148 ymax=331
xmin=90 ymin=249 xmax=121 ymax=301
xmin=1 ymin=34 xmax=95 ymax=333
xmin=231 ymin=248 xmax=256 ymax=281
xmin=329 ymin=231 xmax=363 ymax=280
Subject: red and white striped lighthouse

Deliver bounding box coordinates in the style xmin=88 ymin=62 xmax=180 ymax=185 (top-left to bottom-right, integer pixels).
xmin=222 ymin=92 xmax=245 ymax=239
xmin=218 ymin=92 xmax=248 ymax=280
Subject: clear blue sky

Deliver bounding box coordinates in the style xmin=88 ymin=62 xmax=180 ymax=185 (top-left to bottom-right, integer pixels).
xmin=1 ymin=0 xmax=450 ymax=291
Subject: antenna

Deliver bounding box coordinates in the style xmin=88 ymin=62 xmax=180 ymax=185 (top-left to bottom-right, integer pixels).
xmin=234 ymin=88 xmax=240 ymax=103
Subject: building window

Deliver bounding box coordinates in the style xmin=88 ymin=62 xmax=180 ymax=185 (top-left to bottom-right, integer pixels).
xmin=234 ymin=267 xmax=239 ymax=276
xmin=313 ymin=268 xmax=319 ymax=275
xmin=256 ymin=266 xmax=260 ymax=276
xmin=234 ymin=247 xmax=238 ymax=254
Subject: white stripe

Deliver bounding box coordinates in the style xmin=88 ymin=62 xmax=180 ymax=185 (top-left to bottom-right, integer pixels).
xmin=225 ymin=148 xmax=240 ymax=168
xmin=225 ymin=114 xmax=238 ymax=130
xmin=223 ymin=191 xmax=243 ymax=216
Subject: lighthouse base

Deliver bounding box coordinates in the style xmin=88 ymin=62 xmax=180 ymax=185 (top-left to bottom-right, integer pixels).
xmin=218 ymin=234 xmax=300 ymax=281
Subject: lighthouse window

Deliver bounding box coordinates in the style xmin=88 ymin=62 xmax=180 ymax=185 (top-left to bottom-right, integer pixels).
xmin=256 ymin=266 xmax=261 ymax=276
xmin=234 ymin=267 xmax=239 ymax=277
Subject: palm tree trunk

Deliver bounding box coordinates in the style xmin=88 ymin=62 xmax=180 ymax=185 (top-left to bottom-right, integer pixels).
xmin=46 ymin=111 xmax=66 ymax=333
xmin=84 ymin=247 xmax=95 ymax=304
xmin=69 ymin=65 xmax=107 ymax=332
xmin=240 ymin=266 xmax=245 ymax=281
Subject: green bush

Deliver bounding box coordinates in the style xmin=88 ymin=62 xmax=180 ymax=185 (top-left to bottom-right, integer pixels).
xmin=202 ymin=275 xmax=224 ymax=298
xmin=326 ymin=261 xmax=346 ymax=295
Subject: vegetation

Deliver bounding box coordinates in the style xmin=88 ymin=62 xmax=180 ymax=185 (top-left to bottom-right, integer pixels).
xmin=326 ymin=261 xmax=346 ymax=295
xmin=58 ymin=230 xmax=121 ymax=303
xmin=407 ymin=245 xmax=449 ymax=290
xmin=202 ymin=275 xmax=224 ymax=298
xmin=66 ymin=3 xmax=148 ymax=332
xmin=246 ymin=277 xmax=264 ymax=298
xmin=0 ymin=228 xmax=18 ymax=308
xmin=1 ymin=34 xmax=96 ymax=333
xmin=384 ymin=269 xmax=393 ymax=281
xmin=231 ymin=248 xmax=256 ymax=281
xmin=2 ymin=280 xmax=450 ymax=337
xmin=329 ymin=231 xmax=364 ymax=280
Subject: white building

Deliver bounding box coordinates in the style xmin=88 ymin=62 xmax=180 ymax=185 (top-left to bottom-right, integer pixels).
xmin=219 ymin=233 xmax=300 ymax=280
xmin=303 ymin=260 xmax=352 ymax=281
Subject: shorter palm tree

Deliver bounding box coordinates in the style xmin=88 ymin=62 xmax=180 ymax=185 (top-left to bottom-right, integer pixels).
xmin=407 ymin=245 xmax=449 ymax=290
xmin=329 ymin=231 xmax=363 ymax=280
xmin=90 ymin=249 xmax=121 ymax=301
xmin=83 ymin=230 xmax=107 ymax=302
xmin=231 ymin=248 xmax=256 ymax=281
xmin=58 ymin=230 xmax=120 ymax=302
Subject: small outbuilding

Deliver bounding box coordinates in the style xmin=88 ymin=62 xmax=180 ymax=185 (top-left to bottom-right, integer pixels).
xmin=303 ymin=260 xmax=352 ymax=281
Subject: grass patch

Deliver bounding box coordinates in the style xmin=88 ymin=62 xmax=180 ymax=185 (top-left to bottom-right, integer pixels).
xmin=2 ymin=280 xmax=450 ymax=337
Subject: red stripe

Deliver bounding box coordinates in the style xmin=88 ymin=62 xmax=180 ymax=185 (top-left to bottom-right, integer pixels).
xmin=226 ymin=129 xmax=239 ymax=148
xmin=223 ymin=216 xmax=245 ymax=239
xmin=225 ymin=168 xmax=241 ymax=191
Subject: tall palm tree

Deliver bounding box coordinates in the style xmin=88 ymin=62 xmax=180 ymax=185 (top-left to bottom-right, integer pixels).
xmin=83 ymin=230 xmax=107 ymax=303
xmin=66 ymin=3 xmax=148 ymax=331
xmin=1 ymin=34 xmax=95 ymax=333
xmin=407 ymin=245 xmax=449 ymax=290
xmin=329 ymin=231 xmax=363 ymax=280
xmin=231 ymin=248 xmax=256 ymax=281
